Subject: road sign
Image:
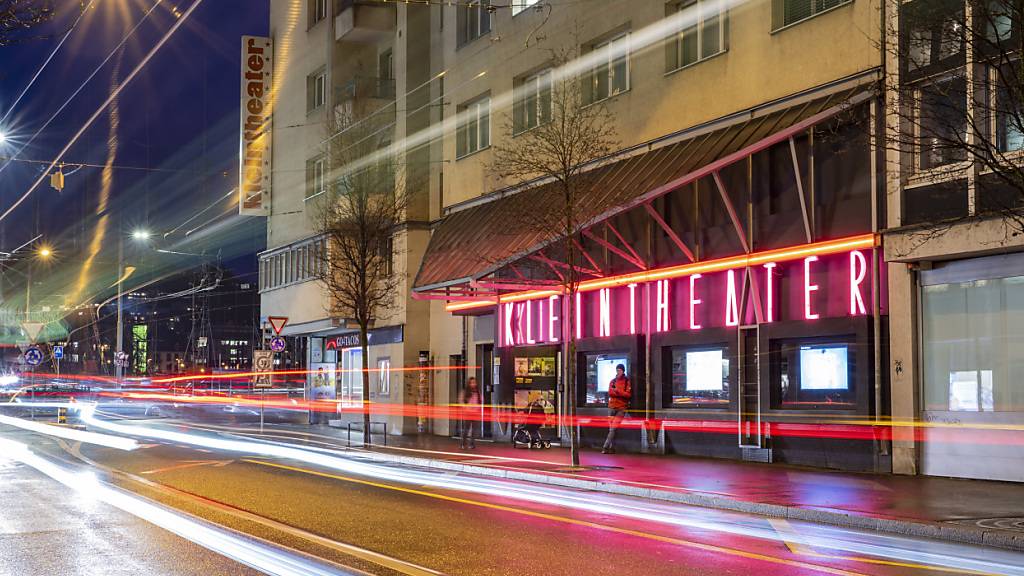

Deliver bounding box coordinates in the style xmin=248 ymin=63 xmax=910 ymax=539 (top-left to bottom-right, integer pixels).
xmin=253 ymin=349 xmax=273 ymax=388
xmin=53 ymin=345 xmax=64 ymax=360
xmin=269 ymin=336 xmax=286 ymax=353
xmin=114 ymin=351 xmax=130 ymax=368
xmin=267 ymin=316 xmax=288 ymax=335
xmin=24 ymin=347 xmax=43 ymax=366
xmin=21 ymin=322 xmax=44 ymax=342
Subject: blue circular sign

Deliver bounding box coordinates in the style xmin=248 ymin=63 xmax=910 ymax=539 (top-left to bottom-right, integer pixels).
xmin=270 ymin=336 xmax=286 ymax=353
xmin=24 ymin=347 xmax=43 ymax=366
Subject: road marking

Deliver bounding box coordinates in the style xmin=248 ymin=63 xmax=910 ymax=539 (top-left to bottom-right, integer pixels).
xmin=141 ymin=460 xmax=233 ymax=475
xmin=244 ymin=459 xmax=875 ymax=576
xmin=55 ymin=439 xmax=443 ymax=576
xmin=767 ymin=519 xmax=992 ymax=576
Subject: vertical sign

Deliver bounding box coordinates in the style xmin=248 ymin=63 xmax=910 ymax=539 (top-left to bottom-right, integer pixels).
xmin=239 ymin=36 xmax=273 ymax=216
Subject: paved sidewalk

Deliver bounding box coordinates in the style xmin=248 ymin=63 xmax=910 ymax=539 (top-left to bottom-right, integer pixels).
xmin=279 ymin=422 xmax=1024 ymax=550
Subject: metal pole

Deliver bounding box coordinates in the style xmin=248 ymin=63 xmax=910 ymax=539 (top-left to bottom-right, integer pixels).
xmin=115 ymin=234 xmax=124 ymax=387
xmin=260 ymin=388 xmax=265 ymax=434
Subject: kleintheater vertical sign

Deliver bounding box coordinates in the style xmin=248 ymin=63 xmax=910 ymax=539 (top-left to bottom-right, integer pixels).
xmin=239 ymin=36 xmax=272 ymax=216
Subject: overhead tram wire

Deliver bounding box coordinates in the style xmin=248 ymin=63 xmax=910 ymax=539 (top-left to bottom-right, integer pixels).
xmin=0 ymin=0 xmax=206 ymax=225
xmin=0 ymin=155 xmax=181 ymax=173
xmin=0 ymin=0 xmax=164 ymax=179
xmin=0 ymin=0 xmax=98 ymax=127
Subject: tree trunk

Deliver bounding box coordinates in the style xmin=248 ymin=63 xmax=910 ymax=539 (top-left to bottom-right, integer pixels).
xmin=565 ymin=185 xmax=580 ymax=468
xmin=361 ymin=324 xmax=371 ymax=448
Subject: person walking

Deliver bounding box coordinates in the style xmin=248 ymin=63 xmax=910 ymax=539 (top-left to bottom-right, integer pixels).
xmin=602 ymin=364 xmax=631 ymax=454
xmin=460 ymin=376 xmax=482 ymax=449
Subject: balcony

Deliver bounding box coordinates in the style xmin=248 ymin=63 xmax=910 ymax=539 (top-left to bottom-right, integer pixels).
xmin=335 ymin=0 xmax=395 ymax=43
xmin=333 ymin=76 xmax=397 ymax=136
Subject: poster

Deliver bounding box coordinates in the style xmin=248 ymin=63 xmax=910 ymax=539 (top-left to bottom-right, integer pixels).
xmin=515 ymin=389 xmax=557 ymax=428
xmin=309 ymin=363 xmax=336 ymax=423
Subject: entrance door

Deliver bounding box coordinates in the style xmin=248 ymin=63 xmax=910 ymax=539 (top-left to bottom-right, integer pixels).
xmin=476 ymin=344 xmax=494 ymax=439
xmin=449 ymin=354 xmax=465 ymax=438
xmin=738 ymin=326 xmax=762 ymax=448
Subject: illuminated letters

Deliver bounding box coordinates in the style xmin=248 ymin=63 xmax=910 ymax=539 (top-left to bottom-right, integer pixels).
xmin=575 ymin=292 xmax=582 ymax=340
xmin=804 ymin=256 xmax=819 ymax=320
xmin=628 ymin=283 xmax=638 ymax=334
xmin=689 ymin=274 xmax=703 ymax=330
xmin=503 ymin=302 xmax=515 ymax=346
xmin=548 ymin=295 xmax=560 ymax=343
xmin=655 ymin=280 xmax=670 ymax=332
xmin=526 ymin=300 xmax=536 ymax=344
xmin=850 ymin=250 xmax=867 ymax=315
xmin=515 ymin=302 xmax=526 ymax=343
xmin=763 ymin=262 xmax=777 ymax=323
xmin=725 ymin=269 xmax=740 ymax=327
xmin=599 ymin=289 xmax=611 ymax=337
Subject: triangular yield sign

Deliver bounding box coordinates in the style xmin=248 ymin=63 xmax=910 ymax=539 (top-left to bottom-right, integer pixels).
xmin=267 ymin=316 xmax=289 ymax=335
xmin=21 ymin=322 xmax=44 ymax=342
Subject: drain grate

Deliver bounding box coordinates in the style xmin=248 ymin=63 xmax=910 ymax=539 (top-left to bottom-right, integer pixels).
xmin=946 ymin=517 xmax=1024 ymax=533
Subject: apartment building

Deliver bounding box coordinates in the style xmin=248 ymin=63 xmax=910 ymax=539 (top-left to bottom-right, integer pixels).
xmin=263 ymin=0 xmax=897 ymax=473
xmin=883 ymin=0 xmax=1024 ymax=482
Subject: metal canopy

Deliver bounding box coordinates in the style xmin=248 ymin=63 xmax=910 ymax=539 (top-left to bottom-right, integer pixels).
xmin=412 ymin=84 xmax=875 ymax=301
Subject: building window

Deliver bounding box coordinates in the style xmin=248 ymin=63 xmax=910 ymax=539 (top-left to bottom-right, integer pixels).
xmin=310 ymin=0 xmax=328 ymax=26
xmin=584 ymin=32 xmax=630 ymax=105
xmin=378 ymin=358 xmax=391 ymax=395
xmin=306 ymin=156 xmax=326 ymax=199
xmin=379 ymin=235 xmax=395 ymax=277
xmin=994 ymin=64 xmax=1024 ymax=153
xmin=915 ymin=75 xmax=968 ymax=170
xmin=513 ymin=68 xmax=551 ymax=134
xmin=511 ymin=0 xmax=539 ymax=16
xmin=667 ymin=346 xmax=730 ymax=407
xmin=307 ymin=69 xmax=327 ymax=113
xmin=772 ymin=338 xmax=856 ymax=409
xmin=457 ymin=0 xmax=490 ymax=46
xmin=456 ymin=95 xmax=490 ymax=158
xmin=771 ymin=0 xmax=851 ymax=31
xmin=668 ymin=0 xmax=726 ymax=72
xmin=582 ymin=352 xmax=630 ymax=407
xmin=922 ymin=271 xmax=1024 ymax=413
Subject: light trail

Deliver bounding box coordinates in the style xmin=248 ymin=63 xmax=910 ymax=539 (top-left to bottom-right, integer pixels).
xmin=73 ymin=413 xmax=1024 ymax=575
xmin=0 ymin=412 xmax=138 ymax=450
xmin=0 ymin=0 xmax=204 ymax=224
xmin=0 ymin=0 xmax=97 ymax=126
xmin=0 ymin=1 xmax=163 ymax=179
xmin=0 ymin=437 xmax=366 ymax=576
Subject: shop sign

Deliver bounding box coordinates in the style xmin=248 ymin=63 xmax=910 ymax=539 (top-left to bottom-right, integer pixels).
xmin=499 ymin=248 xmax=884 ymax=347
xmin=325 ymin=325 xmax=404 ymax=350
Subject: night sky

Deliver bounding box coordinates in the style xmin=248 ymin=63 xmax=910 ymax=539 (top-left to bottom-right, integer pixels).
xmin=0 ymin=0 xmax=269 ymax=283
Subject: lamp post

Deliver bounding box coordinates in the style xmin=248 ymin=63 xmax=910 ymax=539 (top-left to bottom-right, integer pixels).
xmin=115 ymin=229 xmax=152 ymax=384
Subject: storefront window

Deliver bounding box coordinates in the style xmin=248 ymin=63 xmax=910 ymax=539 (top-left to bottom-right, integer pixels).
xmin=668 ymin=346 xmax=730 ymax=407
xmin=583 ymin=352 xmax=630 ymax=407
xmin=339 ymin=347 xmax=364 ymax=408
xmin=773 ymin=338 xmax=856 ymax=409
xmin=922 ymin=275 xmax=1024 ymax=412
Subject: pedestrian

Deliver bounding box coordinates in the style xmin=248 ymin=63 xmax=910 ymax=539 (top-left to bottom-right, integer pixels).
xmin=602 ymin=364 xmax=631 ymax=454
xmin=460 ymin=376 xmax=481 ymax=449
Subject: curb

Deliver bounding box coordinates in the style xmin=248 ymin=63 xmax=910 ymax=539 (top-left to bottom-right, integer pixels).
xmin=350 ymin=448 xmax=1024 ymax=552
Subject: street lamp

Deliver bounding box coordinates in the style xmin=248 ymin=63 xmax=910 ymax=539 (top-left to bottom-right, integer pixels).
xmin=0 ymin=131 xmax=6 ymax=144
xmin=131 ymin=229 xmax=151 ymax=242
xmin=37 ymin=247 xmax=51 ymax=259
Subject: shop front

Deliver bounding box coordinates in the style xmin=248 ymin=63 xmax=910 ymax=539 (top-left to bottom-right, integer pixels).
xmin=415 ymin=81 xmax=890 ymax=471
xmin=494 ymin=236 xmax=887 ymax=469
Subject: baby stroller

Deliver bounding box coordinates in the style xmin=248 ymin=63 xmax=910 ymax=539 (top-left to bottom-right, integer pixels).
xmin=512 ymin=399 xmax=551 ymax=449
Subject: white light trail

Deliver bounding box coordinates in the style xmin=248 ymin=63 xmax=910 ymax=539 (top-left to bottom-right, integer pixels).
xmin=0 ymin=412 xmax=138 ymax=451
xmin=0 ymin=438 xmax=358 ymax=576
xmin=0 ymin=0 xmax=203 ymax=224
xmin=79 ymin=413 xmax=1024 ymax=575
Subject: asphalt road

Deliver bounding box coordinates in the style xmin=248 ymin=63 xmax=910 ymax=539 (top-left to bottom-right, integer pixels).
xmin=3 ymin=416 xmax=1024 ymax=576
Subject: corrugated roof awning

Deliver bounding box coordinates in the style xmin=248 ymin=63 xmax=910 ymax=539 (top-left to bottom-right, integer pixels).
xmin=413 ymin=78 xmax=876 ymax=296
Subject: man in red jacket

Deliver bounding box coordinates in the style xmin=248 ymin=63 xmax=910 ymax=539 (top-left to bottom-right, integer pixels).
xmin=602 ymin=364 xmax=631 ymax=454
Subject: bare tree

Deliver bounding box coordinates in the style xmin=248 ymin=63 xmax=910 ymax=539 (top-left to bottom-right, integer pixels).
xmin=0 ymin=1 xmax=79 ymax=46
xmin=490 ymin=48 xmax=619 ymax=467
xmin=887 ymin=0 xmax=1024 ymax=246
xmin=315 ymin=102 xmax=407 ymax=447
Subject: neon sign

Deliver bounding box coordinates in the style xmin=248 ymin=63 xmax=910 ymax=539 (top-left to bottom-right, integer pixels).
xmin=497 ymin=244 xmax=882 ymax=348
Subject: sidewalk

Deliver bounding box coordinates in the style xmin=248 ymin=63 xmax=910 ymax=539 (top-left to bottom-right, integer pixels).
xmin=294 ymin=423 xmax=1024 ymax=551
